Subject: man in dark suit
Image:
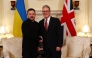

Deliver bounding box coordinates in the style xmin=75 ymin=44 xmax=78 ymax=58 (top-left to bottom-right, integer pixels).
xmin=39 ymin=5 xmax=63 ymax=58
xmin=22 ymin=8 xmax=41 ymax=58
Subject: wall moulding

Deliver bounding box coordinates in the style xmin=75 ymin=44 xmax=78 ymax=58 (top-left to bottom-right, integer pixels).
xmin=38 ymin=0 xmax=53 ymax=1
xmin=36 ymin=10 xmax=62 ymax=15
xmin=35 ymin=10 xmax=62 ymax=22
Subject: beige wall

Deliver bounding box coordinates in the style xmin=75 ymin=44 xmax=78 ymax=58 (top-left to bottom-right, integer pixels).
xmin=1 ymin=0 xmax=92 ymax=34
xmin=0 ymin=0 xmax=3 ymax=26
xmin=25 ymin=0 xmax=64 ymax=10
xmin=2 ymin=0 xmax=15 ymax=33
xmin=89 ymin=0 xmax=92 ymax=32
xmin=76 ymin=0 xmax=92 ymax=33
xmin=75 ymin=0 xmax=88 ymax=32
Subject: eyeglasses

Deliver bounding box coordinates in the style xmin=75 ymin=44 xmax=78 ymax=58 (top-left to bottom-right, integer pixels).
xmin=42 ymin=11 xmax=50 ymax=12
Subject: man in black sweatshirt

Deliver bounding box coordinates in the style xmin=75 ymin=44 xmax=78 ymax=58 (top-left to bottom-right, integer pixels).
xmin=22 ymin=8 xmax=41 ymax=58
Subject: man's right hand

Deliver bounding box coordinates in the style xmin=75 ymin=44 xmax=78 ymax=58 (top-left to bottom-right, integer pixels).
xmin=39 ymin=36 xmax=43 ymax=42
xmin=39 ymin=40 xmax=43 ymax=42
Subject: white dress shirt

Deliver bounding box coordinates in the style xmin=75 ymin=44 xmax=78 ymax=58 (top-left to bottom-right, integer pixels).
xmin=44 ymin=16 xmax=50 ymax=27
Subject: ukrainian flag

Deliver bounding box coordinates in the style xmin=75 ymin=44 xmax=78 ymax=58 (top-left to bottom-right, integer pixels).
xmin=13 ymin=0 xmax=27 ymax=37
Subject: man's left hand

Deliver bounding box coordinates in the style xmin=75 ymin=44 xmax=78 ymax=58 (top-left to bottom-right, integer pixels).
xmin=56 ymin=47 xmax=61 ymax=51
xmin=37 ymin=47 xmax=40 ymax=52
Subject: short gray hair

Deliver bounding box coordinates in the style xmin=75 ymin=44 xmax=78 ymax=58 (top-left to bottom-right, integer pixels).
xmin=42 ymin=5 xmax=51 ymax=11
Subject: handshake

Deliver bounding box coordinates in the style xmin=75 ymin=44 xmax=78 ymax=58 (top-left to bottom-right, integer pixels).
xmin=38 ymin=36 xmax=43 ymax=52
xmin=39 ymin=36 xmax=43 ymax=42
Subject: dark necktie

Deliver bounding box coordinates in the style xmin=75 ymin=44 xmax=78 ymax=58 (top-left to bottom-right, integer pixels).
xmin=45 ymin=19 xmax=48 ymax=31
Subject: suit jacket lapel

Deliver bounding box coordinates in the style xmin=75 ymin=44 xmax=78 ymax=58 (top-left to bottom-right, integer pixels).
xmin=43 ymin=17 xmax=53 ymax=33
xmin=42 ymin=19 xmax=47 ymax=32
xmin=48 ymin=17 xmax=52 ymax=32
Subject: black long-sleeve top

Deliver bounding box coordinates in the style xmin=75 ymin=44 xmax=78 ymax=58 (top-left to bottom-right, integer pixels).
xmin=22 ymin=19 xmax=40 ymax=49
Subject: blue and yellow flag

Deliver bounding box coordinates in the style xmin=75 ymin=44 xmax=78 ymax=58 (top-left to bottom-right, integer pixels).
xmin=13 ymin=0 xmax=27 ymax=37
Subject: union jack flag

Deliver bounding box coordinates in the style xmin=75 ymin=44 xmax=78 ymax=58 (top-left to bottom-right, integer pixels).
xmin=60 ymin=0 xmax=77 ymax=39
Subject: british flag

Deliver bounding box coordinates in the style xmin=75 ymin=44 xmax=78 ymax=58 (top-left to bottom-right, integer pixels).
xmin=60 ymin=0 xmax=77 ymax=39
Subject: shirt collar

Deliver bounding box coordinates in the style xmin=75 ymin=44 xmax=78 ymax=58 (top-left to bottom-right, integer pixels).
xmin=44 ymin=16 xmax=50 ymax=21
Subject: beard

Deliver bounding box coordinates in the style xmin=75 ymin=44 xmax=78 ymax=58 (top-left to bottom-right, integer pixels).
xmin=28 ymin=17 xmax=35 ymax=22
